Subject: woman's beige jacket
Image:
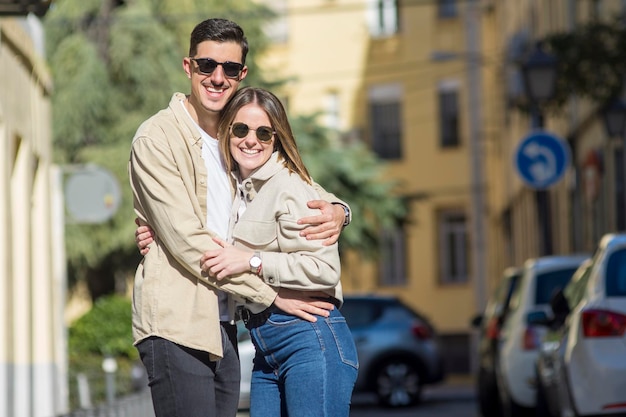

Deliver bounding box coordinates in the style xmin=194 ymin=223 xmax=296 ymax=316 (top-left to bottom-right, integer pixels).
xmin=229 ymin=152 xmax=343 ymax=311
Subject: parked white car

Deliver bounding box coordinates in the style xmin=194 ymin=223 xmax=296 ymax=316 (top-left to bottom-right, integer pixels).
xmin=496 ymin=254 xmax=589 ymax=417
xmin=536 ymin=233 xmax=626 ymax=417
xmin=237 ymin=322 xmax=254 ymax=410
xmin=534 ymin=258 xmax=594 ymax=417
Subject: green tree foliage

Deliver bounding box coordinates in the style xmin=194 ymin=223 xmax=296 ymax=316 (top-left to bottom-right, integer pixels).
xmin=44 ymin=0 xmax=407 ymax=299
xmin=69 ymin=294 xmax=136 ymax=359
xmin=67 ymin=295 xmax=139 ymax=408
xmin=528 ymin=17 xmax=626 ymax=112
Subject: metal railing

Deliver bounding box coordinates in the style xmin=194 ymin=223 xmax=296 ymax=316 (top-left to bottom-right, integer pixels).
xmin=56 ymin=391 xmax=155 ymax=417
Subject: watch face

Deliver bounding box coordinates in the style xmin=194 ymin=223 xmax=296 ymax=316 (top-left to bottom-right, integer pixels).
xmin=250 ymin=256 xmax=262 ymax=268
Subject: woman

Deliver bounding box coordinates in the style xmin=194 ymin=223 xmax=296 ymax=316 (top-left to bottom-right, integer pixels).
xmin=200 ymin=86 xmax=358 ymax=417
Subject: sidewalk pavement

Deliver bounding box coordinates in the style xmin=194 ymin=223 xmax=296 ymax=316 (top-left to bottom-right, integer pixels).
xmin=236 ymin=373 xmax=476 ymax=416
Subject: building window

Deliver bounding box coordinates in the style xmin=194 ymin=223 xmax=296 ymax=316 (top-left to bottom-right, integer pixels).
xmin=438 ymin=80 xmax=460 ymax=148
xmin=367 ymin=0 xmax=399 ymax=37
xmin=438 ymin=209 xmax=469 ymax=284
xmin=438 ymin=0 xmax=457 ymax=18
xmin=379 ymin=227 xmax=406 ymax=286
xmin=368 ymin=83 xmax=403 ymax=160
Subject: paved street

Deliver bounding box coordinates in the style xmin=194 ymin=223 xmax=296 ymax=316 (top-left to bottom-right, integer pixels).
xmin=237 ymin=375 xmax=479 ymax=417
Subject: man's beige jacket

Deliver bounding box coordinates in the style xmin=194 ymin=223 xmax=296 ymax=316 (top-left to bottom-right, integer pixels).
xmin=129 ymin=92 xmax=279 ymax=359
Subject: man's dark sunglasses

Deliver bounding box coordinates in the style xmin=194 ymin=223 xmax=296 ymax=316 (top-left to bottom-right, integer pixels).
xmin=231 ymin=122 xmax=275 ymax=142
xmin=190 ymin=58 xmax=243 ymax=78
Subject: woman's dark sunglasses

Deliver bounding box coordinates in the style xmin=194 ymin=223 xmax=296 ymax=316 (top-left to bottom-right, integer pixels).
xmin=190 ymin=58 xmax=243 ymax=78
xmin=231 ymin=122 xmax=275 ymax=142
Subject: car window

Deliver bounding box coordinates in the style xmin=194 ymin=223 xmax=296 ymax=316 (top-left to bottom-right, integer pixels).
xmin=500 ymin=277 xmax=523 ymax=335
xmin=381 ymin=305 xmax=412 ymax=320
xmin=507 ymin=273 xmax=528 ymax=314
xmin=503 ymin=272 xmax=522 ymax=308
xmin=340 ymin=301 xmax=382 ymax=327
xmin=481 ymin=281 xmax=507 ymax=322
xmin=535 ymin=267 xmax=579 ymax=304
xmin=606 ymin=248 xmax=626 ymax=296
xmin=488 ymin=271 xmax=521 ymax=324
xmin=564 ymin=261 xmax=593 ymax=308
xmin=490 ymin=276 xmax=510 ymax=309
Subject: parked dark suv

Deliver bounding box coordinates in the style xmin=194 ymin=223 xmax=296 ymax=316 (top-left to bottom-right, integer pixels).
xmin=340 ymin=295 xmax=446 ymax=408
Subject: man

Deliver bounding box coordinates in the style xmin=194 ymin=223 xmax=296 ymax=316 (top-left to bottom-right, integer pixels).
xmin=128 ymin=18 xmax=349 ymax=417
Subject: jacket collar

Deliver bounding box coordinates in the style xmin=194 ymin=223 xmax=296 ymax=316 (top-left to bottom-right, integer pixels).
xmin=233 ymin=152 xmax=283 ymax=203
xmin=168 ymin=92 xmax=202 ymax=148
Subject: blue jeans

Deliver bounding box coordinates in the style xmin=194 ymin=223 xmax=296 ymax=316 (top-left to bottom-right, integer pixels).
xmin=136 ymin=322 xmax=240 ymax=417
xmin=248 ymin=307 xmax=359 ymax=417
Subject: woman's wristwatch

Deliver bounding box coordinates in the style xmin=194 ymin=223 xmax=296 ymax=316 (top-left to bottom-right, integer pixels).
xmin=249 ymin=251 xmax=262 ymax=275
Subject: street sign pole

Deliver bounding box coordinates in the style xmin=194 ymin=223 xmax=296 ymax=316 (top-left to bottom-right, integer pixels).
xmin=514 ymin=131 xmax=571 ymax=255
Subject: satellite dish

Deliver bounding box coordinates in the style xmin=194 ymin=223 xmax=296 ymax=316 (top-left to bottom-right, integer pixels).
xmin=64 ymin=166 xmax=121 ymax=223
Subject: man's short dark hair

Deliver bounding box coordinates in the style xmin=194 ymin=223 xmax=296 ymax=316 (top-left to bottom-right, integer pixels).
xmin=189 ymin=18 xmax=249 ymax=64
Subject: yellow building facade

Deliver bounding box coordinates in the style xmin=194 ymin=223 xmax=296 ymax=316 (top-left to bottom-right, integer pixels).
xmin=259 ymin=0 xmax=626 ymax=372
xmin=258 ymin=0 xmax=499 ymax=372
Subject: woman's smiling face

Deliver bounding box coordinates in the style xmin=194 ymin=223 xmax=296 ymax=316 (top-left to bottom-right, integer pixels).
xmin=229 ymin=103 xmax=275 ymax=178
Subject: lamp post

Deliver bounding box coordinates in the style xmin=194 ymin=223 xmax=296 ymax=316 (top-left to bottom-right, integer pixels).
xmin=519 ymin=42 xmax=558 ymax=255
xmin=520 ymin=42 xmax=558 ymax=125
xmin=602 ymin=98 xmax=626 ymax=231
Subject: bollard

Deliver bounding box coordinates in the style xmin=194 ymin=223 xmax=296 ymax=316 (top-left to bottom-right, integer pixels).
xmin=101 ymin=356 xmax=118 ymax=407
xmin=76 ymin=372 xmax=92 ymax=409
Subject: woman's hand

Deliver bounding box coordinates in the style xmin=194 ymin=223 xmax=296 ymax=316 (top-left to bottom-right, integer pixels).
xmin=200 ymin=237 xmax=253 ymax=280
xmin=273 ymin=288 xmax=335 ymax=323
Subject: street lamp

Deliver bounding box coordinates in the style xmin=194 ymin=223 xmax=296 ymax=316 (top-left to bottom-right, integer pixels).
xmin=519 ymin=42 xmax=559 ymax=256
xmin=520 ymin=42 xmax=558 ymax=107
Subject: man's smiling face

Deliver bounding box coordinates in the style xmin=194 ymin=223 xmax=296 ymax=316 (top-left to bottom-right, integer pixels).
xmin=184 ymin=40 xmax=248 ymax=117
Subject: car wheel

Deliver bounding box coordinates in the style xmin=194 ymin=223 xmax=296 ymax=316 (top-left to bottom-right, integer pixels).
xmin=477 ymin=368 xmax=503 ymax=417
xmin=497 ymin=371 xmax=530 ymax=417
xmin=535 ymin=372 xmax=552 ymax=417
xmin=501 ymin=395 xmax=529 ymax=417
xmin=374 ymin=359 xmax=423 ymax=407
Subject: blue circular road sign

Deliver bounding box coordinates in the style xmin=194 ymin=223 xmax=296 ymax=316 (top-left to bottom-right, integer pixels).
xmin=514 ymin=131 xmax=571 ymax=189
